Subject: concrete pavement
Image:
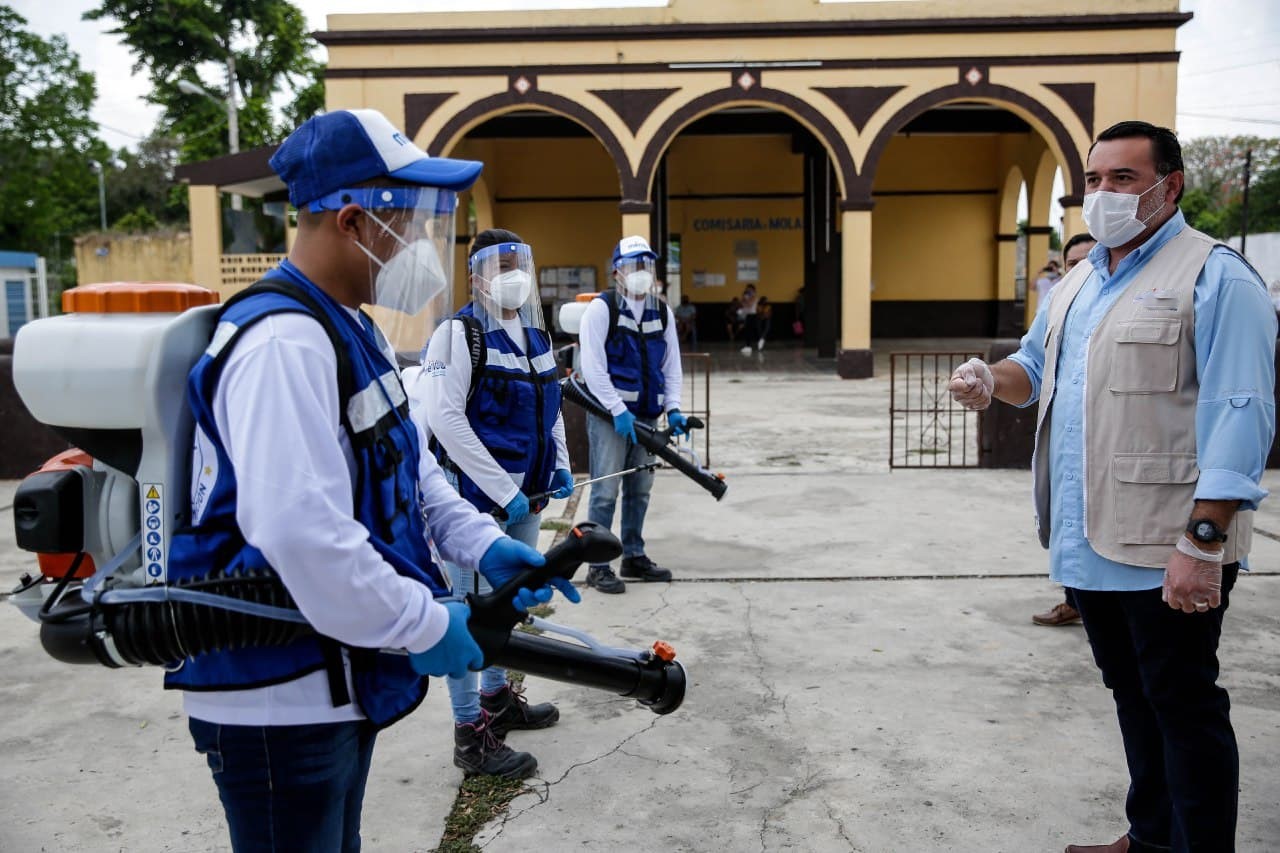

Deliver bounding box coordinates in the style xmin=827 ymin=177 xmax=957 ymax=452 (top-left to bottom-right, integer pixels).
xmin=1 ymin=342 xmax=1277 ymax=852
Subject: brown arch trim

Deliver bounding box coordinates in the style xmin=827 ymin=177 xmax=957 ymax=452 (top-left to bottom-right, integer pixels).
xmin=634 ymin=87 xmax=857 ymax=201
xmin=426 ymin=89 xmax=632 ymax=199
xmin=855 ymin=81 xmax=1084 ymax=205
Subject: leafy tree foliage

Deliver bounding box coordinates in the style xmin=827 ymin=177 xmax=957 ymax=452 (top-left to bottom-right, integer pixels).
xmin=1181 ymin=136 xmax=1280 ymax=238
xmin=85 ymin=0 xmax=324 ymax=164
xmin=0 ymin=4 xmax=104 ymax=267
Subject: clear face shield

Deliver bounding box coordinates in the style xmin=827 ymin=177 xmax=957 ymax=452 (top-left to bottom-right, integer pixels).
xmin=469 ymin=241 xmax=546 ymax=336
xmin=312 ymin=185 xmax=458 ymax=360
xmin=614 ymin=255 xmax=660 ymax=313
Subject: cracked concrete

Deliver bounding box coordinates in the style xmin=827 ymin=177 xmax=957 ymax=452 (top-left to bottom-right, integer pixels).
xmin=2 ymin=343 xmax=1279 ymax=851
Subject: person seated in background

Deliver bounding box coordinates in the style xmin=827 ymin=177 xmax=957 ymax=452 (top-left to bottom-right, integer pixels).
xmin=725 ymin=296 xmax=743 ymax=342
xmin=675 ymin=294 xmax=698 ymax=349
xmin=755 ymin=296 xmax=773 ymax=351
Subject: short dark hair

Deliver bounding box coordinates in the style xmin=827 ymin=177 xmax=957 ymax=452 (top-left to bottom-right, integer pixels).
xmin=1089 ymin=121 xmax=1184 ymax=202
xmin=1062 ymin=233 xmax=1096 ymax=256
xmin=469 ymin=228 xmax=523 ymax=258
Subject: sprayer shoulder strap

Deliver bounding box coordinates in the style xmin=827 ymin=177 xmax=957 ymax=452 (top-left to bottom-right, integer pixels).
xmin=605 ymin=291 xmax=669 ymax=340
xmin=220 ymin=279 xmax=359 ymax=428
xmin=457 ymin=313 xmax=485 ymax=403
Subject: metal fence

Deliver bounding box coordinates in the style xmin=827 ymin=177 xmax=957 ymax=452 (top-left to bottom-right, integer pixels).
xmin=889 ymin=351 xmax=983 ymax=469
xmin=680 ymin=351 xmax=713 ymax=466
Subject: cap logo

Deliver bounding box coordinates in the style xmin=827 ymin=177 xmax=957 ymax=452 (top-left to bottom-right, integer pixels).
xmin=391 ymin=132 xmax=408 ymax=147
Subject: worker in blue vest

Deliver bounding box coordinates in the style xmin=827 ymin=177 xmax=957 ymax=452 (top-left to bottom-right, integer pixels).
xmin=166 ymin=109 xmax=575 ymax=852
xmin=410 ymin=228 xmax=576 ymax=779
xmin=578 ymin=235 xmax=686 ymax=594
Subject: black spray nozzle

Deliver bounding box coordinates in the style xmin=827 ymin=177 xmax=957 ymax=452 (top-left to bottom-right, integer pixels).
xmin=466 ymin=521 xmax=685 ymax=715
xmin=467 ymin=521 xmax=620 ymax=658
xmin=561 ymin=377 xmax=727 ymax=501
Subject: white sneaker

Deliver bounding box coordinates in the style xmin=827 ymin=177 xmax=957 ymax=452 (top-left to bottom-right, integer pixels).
xmin=740 ymin=346 xmax=752 ymax=355
xmin=757 ymin=338 xmax=765 ymax=350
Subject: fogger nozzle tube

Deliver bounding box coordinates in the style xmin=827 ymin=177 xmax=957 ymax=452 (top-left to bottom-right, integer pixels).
xmin=25 ymin=523 xmax=686 ymax=716
xmin=495 ymin=632 xmax=685 ymax=715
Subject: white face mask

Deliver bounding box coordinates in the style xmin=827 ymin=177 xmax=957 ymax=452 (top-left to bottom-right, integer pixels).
xmin=1082 ymin=175 xmax=1169 ymax=249
xmin=488 ymin=269 xmax=532 ymax=311
xmin=355 ymin=216 xmax=448 ymax=316
xmin=622 ymin=270 xmax=653 ymax=297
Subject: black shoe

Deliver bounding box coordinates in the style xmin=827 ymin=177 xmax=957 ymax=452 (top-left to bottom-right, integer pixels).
xmin=481 ymin=682 xmax=560 ymax=736
xmin=453 ymin=710 xmax=538 ymax=779
xmin=620 ymin=555 xmax=673 ymax=582
xmin=586 ymin=564 xmax=626 ymax=594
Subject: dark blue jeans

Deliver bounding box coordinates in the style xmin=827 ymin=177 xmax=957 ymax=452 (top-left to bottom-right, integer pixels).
xmin=189 ymin=718 xmax=378 ymax=853
xmin=1070 ymin=564 xmax=1239 ymax=853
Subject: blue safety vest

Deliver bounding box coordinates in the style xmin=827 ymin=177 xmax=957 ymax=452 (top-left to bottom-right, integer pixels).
xmin=164 ymin=261 xmax=449 ymax=728
xmin=597 ymin=290 xmax=668 ymax=418
xmin=434 ymin=303 xmax=561 ymax=514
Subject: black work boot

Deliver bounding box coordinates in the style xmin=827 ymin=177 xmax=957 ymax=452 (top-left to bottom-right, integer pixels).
xmin=620 ymin=554 xmax=673 ymax=582
xmin=481 ymin=682 xmax=560 ymax=736
xmin=586 ymin=564 xmax=626 ymax=594
xmin=453 ymin=710 xmax=538 ymax=779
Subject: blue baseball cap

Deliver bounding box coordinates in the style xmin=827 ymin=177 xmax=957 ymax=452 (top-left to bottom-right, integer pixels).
xmin=611 ymin=235 xmax=658 ymax=268
xmin=269 ymin=109 xmax=483 ymax=207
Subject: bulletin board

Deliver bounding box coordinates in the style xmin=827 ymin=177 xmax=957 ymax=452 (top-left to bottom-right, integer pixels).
xmin=539 ymin=266 xmax=598 ymax=300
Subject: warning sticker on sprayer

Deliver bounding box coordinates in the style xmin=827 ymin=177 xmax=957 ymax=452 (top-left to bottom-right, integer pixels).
xmin=143 ymin=484 xmax=165 ymax=582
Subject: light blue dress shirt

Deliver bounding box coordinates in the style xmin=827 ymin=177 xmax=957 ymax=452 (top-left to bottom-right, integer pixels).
xmin=1008 ymin=210 xmax=1277 ymax=591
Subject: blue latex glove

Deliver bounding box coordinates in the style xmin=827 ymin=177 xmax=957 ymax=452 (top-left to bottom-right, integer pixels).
xmin=613 ymin=410 xmax=637 ymax=444
xmin=502 ymin=491 xmax=530 ymax=525
xmin=478 ymin=536 xmax=582 ymax=609
xmin=550 ymin=468 xmax=575 ymax=499
xmin=409 ymin=601 xmax=483 ymax=678
xmin=667 ymin=409 xmax=688 ymax=437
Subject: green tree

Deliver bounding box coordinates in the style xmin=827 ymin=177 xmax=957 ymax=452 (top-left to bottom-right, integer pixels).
xmin=85 ymin=0 xmax=324 ymax=164
xmin=0 ymin=4 xmax=103 ymax=269
xmin=105 ymin=134 xmax=188 ymax=226
xmin=1181 ymin=136 xmax=1280 ymax=239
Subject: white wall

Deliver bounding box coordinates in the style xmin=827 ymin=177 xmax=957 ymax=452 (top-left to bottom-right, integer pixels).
xmin=1228 ymin=232 xmax=1280 ymax=292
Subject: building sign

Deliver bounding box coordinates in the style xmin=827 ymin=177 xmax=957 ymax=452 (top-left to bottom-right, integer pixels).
xmin=692 ymin=216 xmax=804 ymax=232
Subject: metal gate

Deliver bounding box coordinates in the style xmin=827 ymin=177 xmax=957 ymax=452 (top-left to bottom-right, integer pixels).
xmin=680 ymin=351 xmax=713 ymax=466
xmin=889 ymin=351 xmax=983 ymax=468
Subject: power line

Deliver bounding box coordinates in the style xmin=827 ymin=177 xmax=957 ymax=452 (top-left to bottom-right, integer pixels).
xmin=96 ymin=120 xmax=148 ymax=140
xmin=1177 ymin=111 xmax=1280 ymax=126
xmin=1180 ymin=58 xmax=1280 ymax=78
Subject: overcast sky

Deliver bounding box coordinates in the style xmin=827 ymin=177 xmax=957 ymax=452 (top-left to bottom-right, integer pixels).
xmin=10 ymin=0 xmax=1279 ymax=151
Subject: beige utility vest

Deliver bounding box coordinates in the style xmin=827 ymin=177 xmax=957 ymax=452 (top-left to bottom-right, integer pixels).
xmin=1032 ymin=225 xmax=1252 ymax=568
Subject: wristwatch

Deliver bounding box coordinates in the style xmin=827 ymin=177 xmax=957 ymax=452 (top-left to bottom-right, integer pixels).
xmin=1186 ymin=518 xmax=1228 ymax=544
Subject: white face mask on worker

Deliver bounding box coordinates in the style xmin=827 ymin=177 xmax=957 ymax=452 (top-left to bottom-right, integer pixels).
xmin=488 ymin=269 xmax=532 ymax=310
xmin=623 ymin=270 xmax=653 ymax=296
xmin=1082 ymin=175 xmax=1169 ymax=249
xmin=356 ymin=213 xmax=447 ymax=315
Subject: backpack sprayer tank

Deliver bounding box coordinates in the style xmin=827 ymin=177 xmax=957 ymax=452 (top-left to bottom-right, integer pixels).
xmin=10 ymin=283 xmax=221 ymax=655
xmin=7 ymin=282 xmax=686 ymax=714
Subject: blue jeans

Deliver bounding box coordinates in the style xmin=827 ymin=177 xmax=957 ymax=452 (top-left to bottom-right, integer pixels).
xmin=586 ymin=413 xmax=657 ymax=559
xmin=1071 ymin=563 xmax=1240 ymax=853
xmin=189 ymin=718 xmax=377 ymax=853
xmin=443 ymin=508 xmax=542 ymax=724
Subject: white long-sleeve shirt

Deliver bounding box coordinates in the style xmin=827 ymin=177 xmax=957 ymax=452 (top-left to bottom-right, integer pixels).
xmin=407 ymin=317 xmax=570 ymax=508
xmin=578 ymin=294 xmax=682 ymax=417
xmin=183 ymin=311 xmax=502 ymax=726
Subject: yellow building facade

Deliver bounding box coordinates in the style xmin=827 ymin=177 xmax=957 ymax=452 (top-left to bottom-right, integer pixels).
xmin=180 ymin=0 xmax=1187 ymax=377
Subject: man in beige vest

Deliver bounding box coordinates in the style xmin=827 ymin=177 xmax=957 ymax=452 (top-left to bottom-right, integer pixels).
xmin=949 ymin=121 xmax=1276 ymax=853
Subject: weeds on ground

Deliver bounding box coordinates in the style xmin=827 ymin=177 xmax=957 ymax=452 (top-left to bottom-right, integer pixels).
xmin=540 ymin=518 xmax=572 ymax=532
xmin=435 ymin=775 xmax=528 ymax=853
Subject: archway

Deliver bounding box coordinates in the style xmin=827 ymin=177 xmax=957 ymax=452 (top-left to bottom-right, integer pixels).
xmin=862 ymin=95 xmax=1077 ymax=338
xmin=643 ymin=104 xmax=836 ymax=353
xmin=430 ymin=105 xmax=627 ymax=328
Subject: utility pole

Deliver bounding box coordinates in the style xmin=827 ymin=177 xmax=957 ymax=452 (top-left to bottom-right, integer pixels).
xmin=1241 ymin=148 xmax=1252 ymax=257
xmin=225 ymin=54 xmax=241 ymax=211
xmin=91 ymin=160 xmax=107 ymax=230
